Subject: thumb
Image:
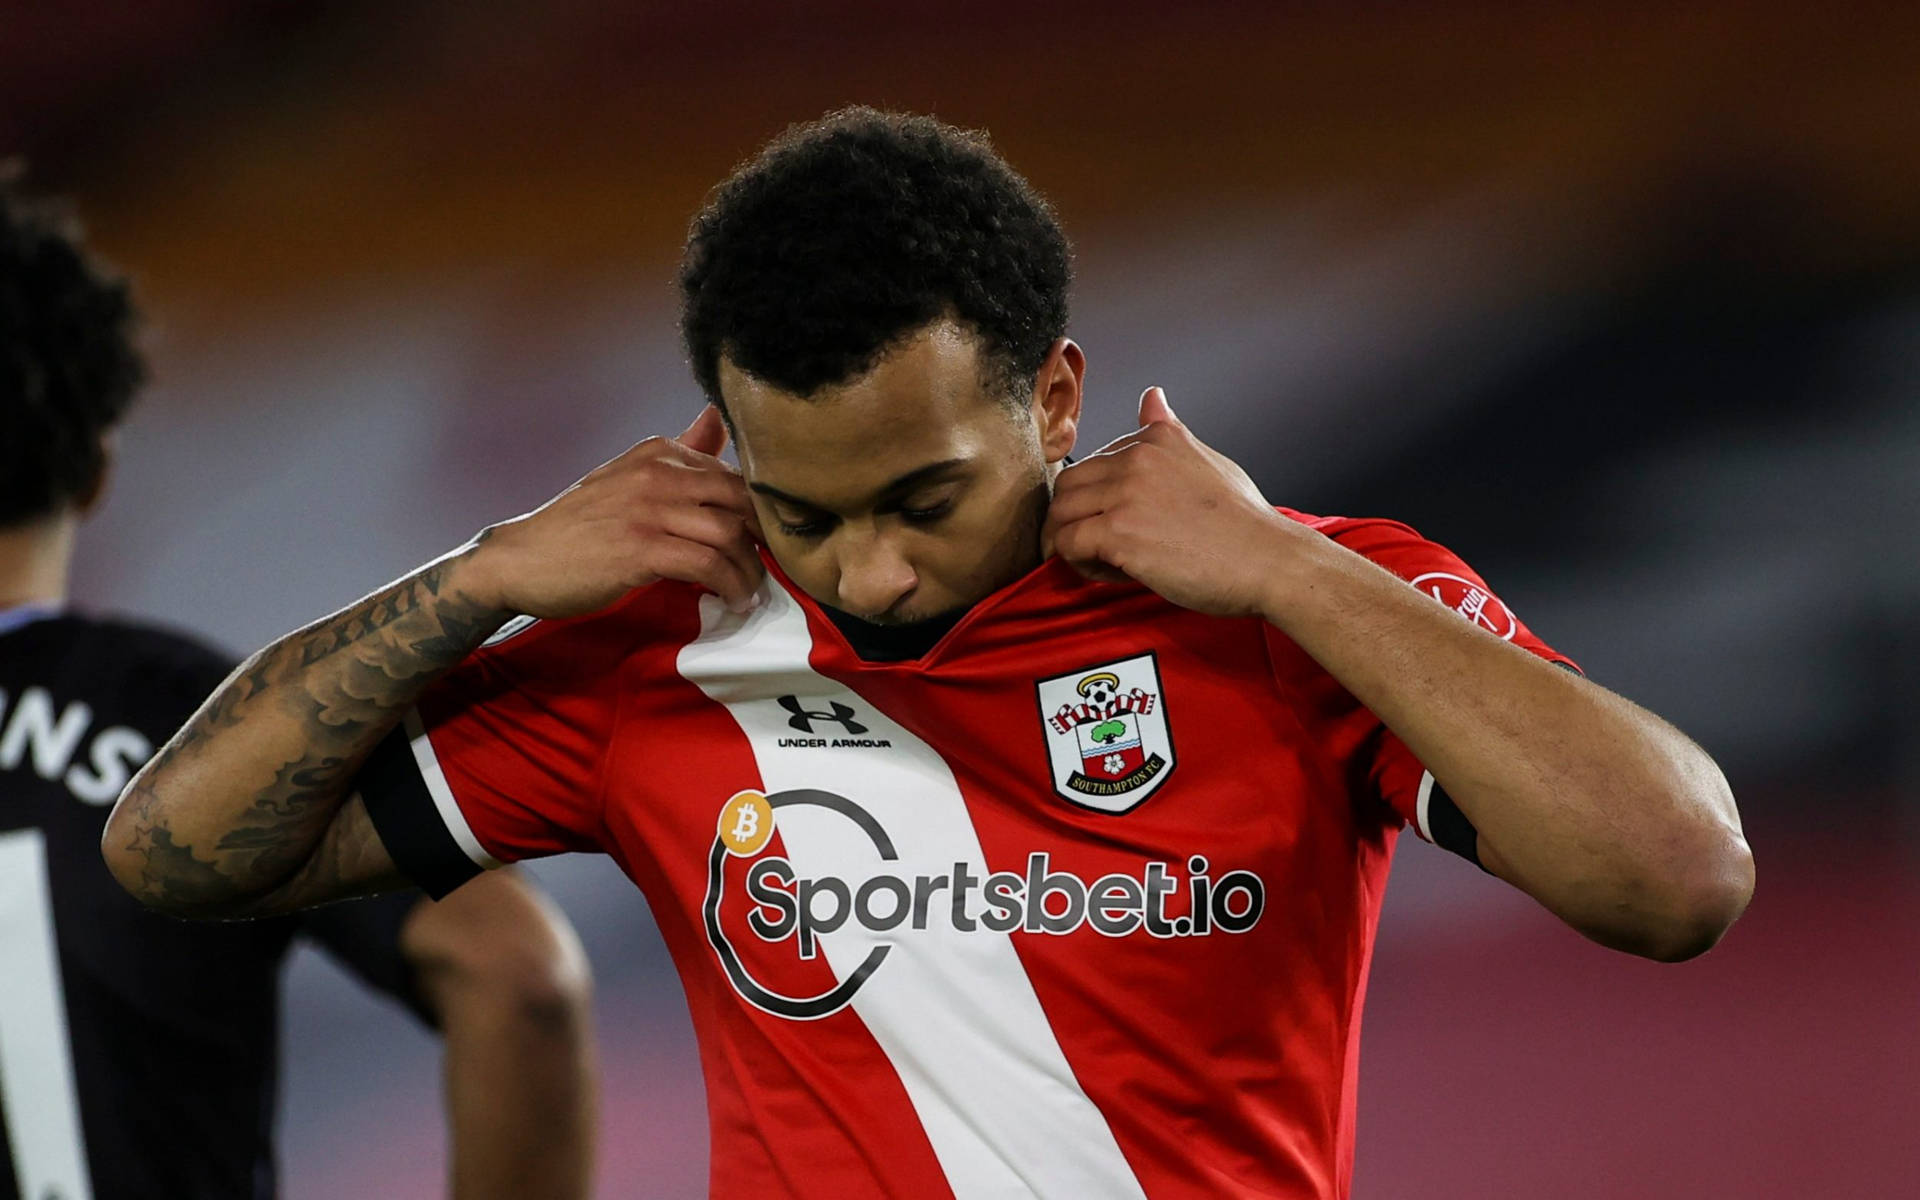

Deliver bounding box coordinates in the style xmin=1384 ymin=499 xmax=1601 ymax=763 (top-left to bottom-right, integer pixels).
xmin=679 ymin=404 xmax=730 ymax=456
xmin=1138 ymin=386 xmax=1178 ymax=428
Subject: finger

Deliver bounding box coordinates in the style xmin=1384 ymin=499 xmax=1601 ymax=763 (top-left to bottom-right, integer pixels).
xmin=657 ymin=504 xmax=765 ymax=585
xmin=590 ymin=436 xmax=672 ymax=478
xmin=1050 ymin=515 xmax=1128 ymax=583
xmin=593 ymin=431 xmax=731 ymax=493
xmin=1053 ymin=448 xmax=1138 ymax=490
xmin=1045 ymin=474 xmax=1123 ymax=528
xmin=657 ymin=501 xmax=754 ymax=550
xmin=1138 ymin=386 xmax=1178 ymax=428
xmin=677 ymin=405 xmax=730 ymax=457
xmin=1077 ymin=430 xmax=1156 ymax=462
xmin=648 ymin=535 xmax=760 ymax=612
xmin=738 ymin=496 xmax=767 ymax=544
xmin=652 ymin=459 xmax=757 ymax=517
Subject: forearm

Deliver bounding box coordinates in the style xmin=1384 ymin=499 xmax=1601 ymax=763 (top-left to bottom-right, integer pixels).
xmin=1258 ymin=524 xmax=1753 ymax=959
xmin=103 ymin=418 xmax=761 ymax=917
xmin=438 ymin=973 xmax=597 ymax=1200
xmin=103 ymin=544 xmax=510 ymax=915
xmin=405 ymin=873 xmax=597 ymax=1200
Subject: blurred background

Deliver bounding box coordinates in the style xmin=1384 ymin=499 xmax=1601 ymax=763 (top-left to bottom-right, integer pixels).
xmin=8 ymin=0 xmax=1917 ymax=1195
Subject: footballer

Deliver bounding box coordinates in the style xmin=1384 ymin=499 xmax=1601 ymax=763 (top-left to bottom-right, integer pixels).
xmin=105 ymin=109 xmax=1753 ymax=1198
xmin=0 ymin=174 xmax=596 ymax=1200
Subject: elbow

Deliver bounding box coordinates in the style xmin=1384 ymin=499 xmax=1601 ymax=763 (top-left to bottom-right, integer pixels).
xmin=408 ymin=879 xmax=594 ymax=1037
xmin=441 ymin=936 xmax=594 ymax=1038
xmin=490 ymin=938 xmax=594 ymax=1036
xmin=1631 ymin=824 xmax=1756 ymax=963
xmin=99 ymin=785 xmax=160 ymax=907
xmin=100 ymin=829 xmax=148 ymax=907
xmin=1618 ymin=748 xmax=1755 ymax=962
xmin=98 ymin=779 xmax=254 ymax=920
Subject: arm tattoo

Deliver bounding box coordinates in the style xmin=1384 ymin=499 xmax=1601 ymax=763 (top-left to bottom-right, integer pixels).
xmin=117 ymin=551 xmax=508 ymax=915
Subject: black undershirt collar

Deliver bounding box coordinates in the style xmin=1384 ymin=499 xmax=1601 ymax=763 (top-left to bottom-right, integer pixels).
xmin=819 ymin=602 xmax=969 ymax=663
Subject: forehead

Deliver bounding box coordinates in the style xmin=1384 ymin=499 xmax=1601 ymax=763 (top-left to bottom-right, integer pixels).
xmin=722 ymin=321 xmax=1010 ymax=503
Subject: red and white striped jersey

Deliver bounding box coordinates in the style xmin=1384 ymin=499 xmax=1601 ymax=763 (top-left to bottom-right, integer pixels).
xmin=361 ymin=510 xmax=1574 ymax=1199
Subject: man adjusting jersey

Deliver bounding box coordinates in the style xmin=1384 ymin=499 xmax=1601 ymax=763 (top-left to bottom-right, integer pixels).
xmin=109 ymin=108 xmax=1754 ymax=1199
xmin=354 ymin=513 xmax=1575 ymax=1197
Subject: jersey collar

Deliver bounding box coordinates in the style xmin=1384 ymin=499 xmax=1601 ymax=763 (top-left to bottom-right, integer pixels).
xmin=0 ymin=602 xmax=62 ymax=638
xmin=815 ymin=602 xmax=967 ymax=663
xmin=757 ymin=548 xmax=1087 ymax=669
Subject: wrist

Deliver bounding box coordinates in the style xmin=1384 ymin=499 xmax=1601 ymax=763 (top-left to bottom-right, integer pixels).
xmin=442 ymin=532 xmax=519 ymax=624
xmin=1251 ymin=517 xmax=1338 ymax=630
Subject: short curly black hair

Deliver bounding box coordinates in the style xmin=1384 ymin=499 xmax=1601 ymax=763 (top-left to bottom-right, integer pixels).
xmin=679 ymin=107 xmax=1071 ymax=410
xmin=0 ymin=171 xmax=145 ymax=525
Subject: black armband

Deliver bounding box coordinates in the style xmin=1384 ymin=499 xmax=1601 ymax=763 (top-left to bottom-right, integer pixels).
xmin=359 ymin=726 xmax=483 ymax=900
xmin=1424 ymin=776 xmax=1486 ymax=871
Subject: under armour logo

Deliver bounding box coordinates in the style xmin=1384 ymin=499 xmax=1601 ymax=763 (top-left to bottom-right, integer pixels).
xmin=776 ymin=694 xmax=868 ymax=735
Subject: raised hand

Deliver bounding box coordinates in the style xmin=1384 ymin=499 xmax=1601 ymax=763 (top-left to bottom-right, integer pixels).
xmin=464 ymin=406 xmax=766 ymax=620
xmin=103 ymin=407 xmax=768 ymax=917
xmin=1045 ymin=387 xmax=1295 ymax=618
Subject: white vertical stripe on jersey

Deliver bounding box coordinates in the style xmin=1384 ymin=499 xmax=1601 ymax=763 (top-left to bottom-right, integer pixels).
xmin=404 ymin=707 xmax=502 ymax=869
xmin=678 ymin=582 xmax=1148 ymax=1200
xmin=0 ymin=828 xmax=94 ymax=1200
xmin=1415 ymin=770 xmax=1437 ymax=843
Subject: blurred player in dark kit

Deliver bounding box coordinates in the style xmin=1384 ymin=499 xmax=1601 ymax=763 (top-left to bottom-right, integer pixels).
xmin=112 ymin=110 xmax=1754 ymax=1199
xmin=0 ymin=175 xmax=598 ymax=1200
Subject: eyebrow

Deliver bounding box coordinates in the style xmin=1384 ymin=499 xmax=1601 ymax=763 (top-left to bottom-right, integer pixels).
xmin=750 ymin=457 xmax=971 ymax=511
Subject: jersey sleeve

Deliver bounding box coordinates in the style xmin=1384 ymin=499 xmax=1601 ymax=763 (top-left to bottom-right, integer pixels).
xmin=358 ymin=601 xmax=642 ymax=899
xmin=1265 ymin=513 xmax=1580 ymax=863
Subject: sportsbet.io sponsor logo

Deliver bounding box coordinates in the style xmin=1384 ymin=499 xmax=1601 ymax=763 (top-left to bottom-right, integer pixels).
xmin=704 ymin=788 xmax=1266 ymax=1021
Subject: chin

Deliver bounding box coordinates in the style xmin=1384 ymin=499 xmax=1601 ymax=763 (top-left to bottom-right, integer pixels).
xmin=864 ymin=603 xmax=965 ymax=628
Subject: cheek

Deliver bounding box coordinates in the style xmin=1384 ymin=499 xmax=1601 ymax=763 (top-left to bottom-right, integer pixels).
xmin=924 ymin=499 xmax=1040 ymax=583
xmin=763 ymin=539 xmax=838 ymax=600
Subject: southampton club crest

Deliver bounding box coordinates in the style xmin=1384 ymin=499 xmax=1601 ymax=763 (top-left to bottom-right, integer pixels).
xmin=1035 ymin=652 xmax=1176 ymax=814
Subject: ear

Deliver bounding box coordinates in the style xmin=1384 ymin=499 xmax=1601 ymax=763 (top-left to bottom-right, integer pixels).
xmin=1030 ymin=338 xmax=1084 ymax=465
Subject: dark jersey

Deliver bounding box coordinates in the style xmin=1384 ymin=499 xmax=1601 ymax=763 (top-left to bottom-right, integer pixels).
xmin=0 ymin=612 xmax=430 ymax=1200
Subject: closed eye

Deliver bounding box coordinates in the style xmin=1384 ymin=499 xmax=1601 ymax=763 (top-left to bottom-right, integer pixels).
xmin=770 ymin=498 xmax=952 ymax=538
xmin=898 ymin=501 xmax=952 ymax=525
xmin=776 ymin=515 xmax=834 ymax=538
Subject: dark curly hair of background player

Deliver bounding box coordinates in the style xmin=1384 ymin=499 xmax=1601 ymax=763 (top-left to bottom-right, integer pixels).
xmin=679 ymin=106 xmax=1073 ymax=413
xmin=0 ymin=170 xmax=145 ymax=526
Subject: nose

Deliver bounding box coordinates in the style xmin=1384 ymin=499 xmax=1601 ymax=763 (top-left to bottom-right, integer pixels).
xmin=835 ymin=530 xmax=918 ymax=618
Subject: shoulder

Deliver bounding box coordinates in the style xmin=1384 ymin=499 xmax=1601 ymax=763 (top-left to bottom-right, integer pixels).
xmin=1275 ymin=507 xmax=1428 ymax=554
xmin=23 ymin=612 xmax=236 ymax=696
xmin=1276 ymin=507 xmax=1489 ymax=579
xmin=0 ymin=612 xmax=238 ymax=746
xmin=456 ymin=579 xmax=710 ymax=685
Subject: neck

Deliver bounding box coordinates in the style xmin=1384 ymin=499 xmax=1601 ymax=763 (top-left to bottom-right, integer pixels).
xmin=0 ymin=512 xmax=77 ymax=609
